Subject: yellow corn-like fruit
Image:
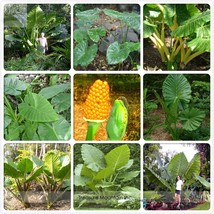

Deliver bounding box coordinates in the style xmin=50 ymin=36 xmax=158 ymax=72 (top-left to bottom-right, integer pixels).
xmin=83 ymin=79 xmax=111 ymax=121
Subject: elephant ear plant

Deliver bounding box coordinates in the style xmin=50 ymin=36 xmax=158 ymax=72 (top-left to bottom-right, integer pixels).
xmin=83 ymin=79 xmax=128 ymax=141
xmin=74 ymin=8 xmax=140 ymax=70
xmin=4 ymin=75 xmax=71 ymax=140
xmin=4 ymin=149 xmax=71 ymax=209
xmin=154 ymin=74 xmax=206 ymax=140
xmin=144 ymin=4 xmax=210 ymax=70
xmin=144 ymin=152 xmax=210 ymax=193
xmin=74 ymin=144 xmax=140 ymax=207
xmin=4 ymin=155 xmax=44 ymax=208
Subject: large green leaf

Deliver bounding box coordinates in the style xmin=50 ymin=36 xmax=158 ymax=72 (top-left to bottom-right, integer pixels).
xmin=172 ymin=10 xmax=210 ymax=37
xmin=87 ymin=27 xmax=106 ymax=42
xmin=44 ymin=152 xmax=61 ymax=176
xmin=103 ymin=9 xmax=121 ymax=19
xmin=27 ymin=5 xmax=45 ymax=32
xmin=4 ymin=77 xmax=29 ymax=96
xmin=188 ymin=38 xmax=210 ymax=52
xmin=74 ymin=175 xmax=91 ymax=187
xmin=17 ymin=158 xmax=33 ymax=174
xmin=184 ymin=153 xmax=200 ymax=181
xmin=4 ymin=163 xmax=22 ymax=178
xmin=144 ymin=166 xmax=173 ymax=191
xmin=105 ymin=144 xmax=130 ymax=171
xmin=75 ymin=164 xmax=83 ymax=176
xmin=81 ymin=164 xmax=97 ymax=178
xmin=18 ymin=93 xmax=59 ymax=122
xmin=39 ymin=83 xmax=71 ymax=100
xmin=179 ymin=108 xmax=205 ymax=131
xmin=94 ymin=167 xmax=114 ymax=181
xmin=167 ymin=152 xmax=188 ymax=179
xmin=22 ymin=121 xmax=39 ymax=140
xmin=51 ymin=93 xmax=71 ymax=113
xmin=74 ymin=29 xmax=88 ymax=43
xmin=5 ymin=122 xmax=23 ymax=140
xmin=195 ymin=175 xmax=210 ymax=189
xmin=25 ymin=166 xmax=43 ymax=183
xmin=38 ymin=117 xmax=71 ymax=140
xmin=74 ymin=40 xmax=98 ymax=68
xmin=56 ymin=163 xmax=71 ymax=179
xmin=76 ymin=8 xmax=100 ymax=20
xmin=103 ymin=9 xmax=140 ymax=31
xmin=107 ymin=41 xmax=139 ymax=65
xmin=4 ymin=14 xmax=23 ymax=28
xmin=119 ymin=12 xmax=140 ymax=31
xmin=163 ymin=75 xmax=191 ymax=106
xmin=118 ymin=171 xmax=140 ymax=182
xmin=143 ymin=20 xmax=156 ymax=38
xmin=121 ymin=186 xmax=140 ymax=200
xmin=81 ymin=145 xmax=105 ymax=172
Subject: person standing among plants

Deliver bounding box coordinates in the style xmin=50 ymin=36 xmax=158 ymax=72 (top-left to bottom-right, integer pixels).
xmin=37 ymin=32 xmax=48 ymax=54
xmin=174 ymin=175 xmax=184 ymax=208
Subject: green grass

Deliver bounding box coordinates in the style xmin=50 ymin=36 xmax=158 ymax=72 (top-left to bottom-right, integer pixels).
xmin=143 ymin=191 xmax=165 ymax=201
xmin=190 ymin=202 xmax=210 ymax=210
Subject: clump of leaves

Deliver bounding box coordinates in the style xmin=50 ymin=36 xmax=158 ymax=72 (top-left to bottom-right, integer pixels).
xmin=74 ymin=7 xmax=140 ymax=70
xmin=4 ymin=148 xmax=71 ymax=209
xmin=74 ymin=144 xmax=140 ymax=209
xmin=153 ymin=74 xmax=207 ymax=140
xmin=4 ymin=75 xmax=71 ymax=140
xmin=144 ymin=4 xmax=210 ymax=70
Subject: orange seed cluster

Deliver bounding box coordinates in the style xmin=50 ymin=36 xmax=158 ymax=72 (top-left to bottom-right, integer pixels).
xmin=83 ymin=79 xmax=111 ymax=121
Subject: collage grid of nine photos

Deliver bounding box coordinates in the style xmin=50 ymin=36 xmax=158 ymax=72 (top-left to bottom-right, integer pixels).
xmin=0 ymin=0 xmax=213 ymax=213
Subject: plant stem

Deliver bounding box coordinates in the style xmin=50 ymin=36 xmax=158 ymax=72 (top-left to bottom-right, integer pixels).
xmin=180 ymin=38 xmax=185 ymax=63
xmin=184 ymin=51 xmax=204 ymax=65
xmin=4 ymin=95 xmax=17 ymax=122
xmin=86 ymin=122 xmax=102 ymax=140
xmin=153 ymin=33 xmax=171 ymax=61
xmin=149 ymin=35 xmax=166 ymax=62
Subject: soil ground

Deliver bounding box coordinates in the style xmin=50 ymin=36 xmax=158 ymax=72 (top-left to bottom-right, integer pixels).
xmin=4 ymin=191 xmax=70 ymax=210
xmin=143 ymin=39 xmax=210 ymax=71
xmin=144 ymin=107 xmax=172 ymax=141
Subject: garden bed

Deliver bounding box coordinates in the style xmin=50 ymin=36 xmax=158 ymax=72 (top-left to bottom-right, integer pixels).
xmin=145 ymin=201 xmax=208 ymax=210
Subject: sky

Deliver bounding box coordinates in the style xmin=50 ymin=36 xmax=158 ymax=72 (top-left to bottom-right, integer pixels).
xmin=160 ymin=143 xmax=198 ymax=162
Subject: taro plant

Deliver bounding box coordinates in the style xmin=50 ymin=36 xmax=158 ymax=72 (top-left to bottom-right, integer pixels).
xmin=82 ymin=79 xmax=128 ymax=141
xmin=4 ymin=153 xmax=43 ymax=208
xmin=74 ymin=7 xmax=140 ymax=70
xmin=144 ymin=4 xmax=210 ymax=70
xmin=144 ymin=151 xmax=210 ymax=193
xmin=153 ymin=74 xmax=206 ymax=140
xmin=35 ymin=150 xmax=71 ymax=209
xmin=4 ymin=147 xmax=71 ymax=210
xmin=4 ymin=75 xmax=71 ymax=140
xmin=4 ymin=5 xmax=68 ymax=55
xmin=74 ymin=144 xmax=140 ymax=206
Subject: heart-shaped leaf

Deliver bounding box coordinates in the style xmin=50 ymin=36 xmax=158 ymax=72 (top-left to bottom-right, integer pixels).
xmin=179 ymin=108 xmax=205 ymax=131
xmin=74 ymin=40 xmax=98 ymax=68
xmin=107 ymin=41 xmax=140 ymax=65
xmin=19 ymin=93 xmax=59 ymax=122
xmin=4 ymin=77 xmax=29 ymax=96
xmin=87 ymin=27 xmax=106 ymax=42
